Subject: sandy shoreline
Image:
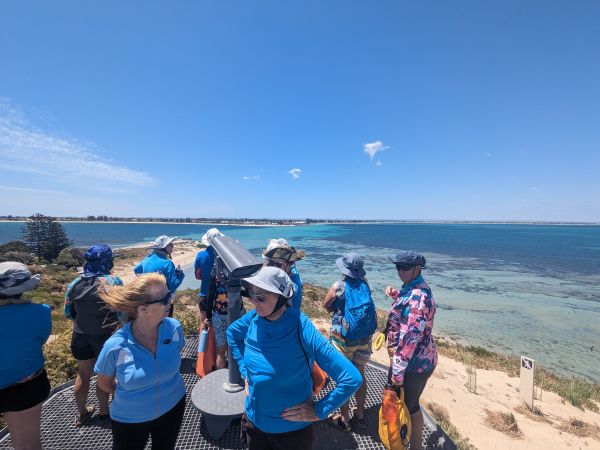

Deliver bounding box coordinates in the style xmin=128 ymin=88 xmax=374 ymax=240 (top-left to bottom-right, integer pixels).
xmin=311 ymin=318 xmax=600 ymax=449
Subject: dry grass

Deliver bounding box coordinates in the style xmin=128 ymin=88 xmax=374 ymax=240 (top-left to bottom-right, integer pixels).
xmin=557 ymin=418 xmax=600 ymax=440
xmin=425 ymin=401 xmax=477 ymax=450
xmin=434 ymin=335 xmax=600 ymax=412
xmin=513 ymin=403 xmax=551 ymax=424
xmin=483 ymin=409 xmax=524 ymax=439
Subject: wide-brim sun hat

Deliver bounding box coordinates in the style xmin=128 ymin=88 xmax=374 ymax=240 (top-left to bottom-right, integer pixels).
xmin=201 ymin=228 xmax=224 ymax=246
xmin=262 ymin=238 xmax=301 ymax=262
xmin=242 ymin=266 xmax=294 ymax=299
xmin=151 ymin=235 xmax=176 ymax=250
xmin=389 ymin=250 xmax=427 ymax=269
xmin=336 ymin=252 xmax=366 ymax=279
xmin=0 ymin=262 xmax=41 ymax=297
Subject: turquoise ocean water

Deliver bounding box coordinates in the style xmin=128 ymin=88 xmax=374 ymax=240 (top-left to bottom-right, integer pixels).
xmin=1 ymin=221 xmax=599 ymax=381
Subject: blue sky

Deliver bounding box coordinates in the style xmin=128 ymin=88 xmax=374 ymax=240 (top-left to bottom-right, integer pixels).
xmin=0 ymin=1 xmax=599 ymax=221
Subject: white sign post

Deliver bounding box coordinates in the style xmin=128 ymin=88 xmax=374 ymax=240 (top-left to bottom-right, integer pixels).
xmin=520 ymin=356 xmax=535 ymax=409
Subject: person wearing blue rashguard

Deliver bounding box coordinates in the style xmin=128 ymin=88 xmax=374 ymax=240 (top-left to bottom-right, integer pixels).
xmin=94 ymin=273 xmax=186 ymax=450
xmin=0 ymin=262 xmax=51 ymax=450
xmin=134 ymin=235 xmax=184 ymax=317
xmin=227 ymin=267 xmax=362 ymax=449
xmin=261 ymin=238 xmax=304 ymax=309
xmin=194 ymin=228 xmax=223 ymax=323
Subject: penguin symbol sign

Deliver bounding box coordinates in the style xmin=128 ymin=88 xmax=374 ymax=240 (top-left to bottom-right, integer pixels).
xmin=520 ymin=356 xmax=535 ymax=409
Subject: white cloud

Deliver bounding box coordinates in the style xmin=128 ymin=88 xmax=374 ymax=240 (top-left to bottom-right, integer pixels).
xmin=363 ymin=140 xmax=389 ymax=160
xmin=242 ymin=175 xmax=260 ymax=181
xmin=0 ymin=101 xmax=154 ymax=188
xmin=288 ymin=168 xmax=301 ymax=179
xmin=375 ymin=161 xmax=383 ymax=166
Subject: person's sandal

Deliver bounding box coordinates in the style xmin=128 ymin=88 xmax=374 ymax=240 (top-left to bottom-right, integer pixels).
xmin=327 ymin=414 xmax=351 ymax=432
xmin=349 ymin=415 xmax=367 ymax=431
xmin=75 ymin=405 xmax=95 ymax=427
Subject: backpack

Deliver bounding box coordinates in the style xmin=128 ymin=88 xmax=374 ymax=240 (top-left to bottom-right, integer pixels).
xmin=340 ymin=278 xmax=377 ymax=342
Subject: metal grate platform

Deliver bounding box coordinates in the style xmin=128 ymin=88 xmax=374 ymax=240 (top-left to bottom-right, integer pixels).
xmin=1 ymin=337 xmax=455 ymax=449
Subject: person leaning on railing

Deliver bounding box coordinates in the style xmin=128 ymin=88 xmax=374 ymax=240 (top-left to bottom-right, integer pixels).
xmin=94 ymin=273 xmax=186 ymax=450
xmin=0 ymin=262 xmax=51 ymax=450
xmin=227 ymin=266 xmax=362 ymax=450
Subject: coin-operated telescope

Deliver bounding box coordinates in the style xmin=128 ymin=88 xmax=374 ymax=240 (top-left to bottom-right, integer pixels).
xmin=191 ymin=235 xmax=262 ymax=440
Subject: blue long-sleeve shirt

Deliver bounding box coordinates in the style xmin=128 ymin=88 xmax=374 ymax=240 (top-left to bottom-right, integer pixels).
xmin=227 ymin=307 xmax=362 ymax=433
xmin=134 ymin=252 xmax=184 ymax=294
xmin=289 ymin=264 xmax=303 ymax=309
xmin=194 ymin=246 xmax=215 ymax=297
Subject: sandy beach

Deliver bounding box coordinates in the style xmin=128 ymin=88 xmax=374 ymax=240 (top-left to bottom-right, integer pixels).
xmin=311 ymin=319 xmax=600 ymax=449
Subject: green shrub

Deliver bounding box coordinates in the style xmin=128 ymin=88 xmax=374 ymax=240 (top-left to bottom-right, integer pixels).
xmin=174 ymin=306 xmax=200 ymax=336
xmin=56 ymin=247 xmax=85 ymax=269
xmin=44 ymin=330 xmax=78 ymax=387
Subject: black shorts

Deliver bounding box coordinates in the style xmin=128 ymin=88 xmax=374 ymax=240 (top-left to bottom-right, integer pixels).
xmin=0 ymin=370 xmax=50 ymax=413
xmin=71 ymin=332 xmax=112 ymax=360
xmin=388 ymin=367 xmax=434 ymax=414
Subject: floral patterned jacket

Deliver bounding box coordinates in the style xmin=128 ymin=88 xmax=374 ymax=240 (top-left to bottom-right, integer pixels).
xmin=386 ymin=275 xmax=437 ymax=385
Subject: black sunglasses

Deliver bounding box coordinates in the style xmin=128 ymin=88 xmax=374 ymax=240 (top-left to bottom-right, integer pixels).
xmin=145 ymin=293 xmax=172 ymax=306
xmin=395 ymin=264 xmax=415 ymax=272
xmin=265 ymin=259 xmax=288 ymax=270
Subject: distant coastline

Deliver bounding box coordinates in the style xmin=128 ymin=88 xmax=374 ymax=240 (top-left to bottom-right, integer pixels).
xmin=1 ymin=217 xmax=599 ymax=226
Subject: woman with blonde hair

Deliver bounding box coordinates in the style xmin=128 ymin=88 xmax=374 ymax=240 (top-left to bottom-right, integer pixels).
xmin=94 ymin=273 xmax=186 ymax=450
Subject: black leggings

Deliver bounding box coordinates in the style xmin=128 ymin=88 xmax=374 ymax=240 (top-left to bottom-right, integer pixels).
xmin=111 ymin=396 xmax=186 ymax=450
xmin=245 ymin=419 xmax=313 ymax=450
xmin=387 ymin=367 xmax=434 ymax=414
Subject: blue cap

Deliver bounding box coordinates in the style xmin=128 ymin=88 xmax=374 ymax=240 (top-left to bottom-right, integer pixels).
xmin=389 ymin=250 xmax=426 ymax=269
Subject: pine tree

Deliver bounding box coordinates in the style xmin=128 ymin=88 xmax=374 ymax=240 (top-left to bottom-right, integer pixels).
xmin=45 ymin=220 xmax=72 ymax=260
xmin=21 ymin=213 xmax=72 ymax=262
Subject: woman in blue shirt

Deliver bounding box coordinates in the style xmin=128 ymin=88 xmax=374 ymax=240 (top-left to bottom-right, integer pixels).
xmin=0 ymin=262 xmax=51 ymax=450
xmin=134 ymin=235 xmax=184 ymax=317
xmin=94 ymin=273 xmax=186 ymax=450
xmin=227 ymin=267 xmax=362 ymax=450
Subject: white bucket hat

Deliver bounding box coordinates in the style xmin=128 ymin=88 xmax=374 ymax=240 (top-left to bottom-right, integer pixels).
xmin=242 ymin=266 xmax=294 ymax=299
xmin=150 ymin=235 xmax=176 ymax=250
xmin=0 ymin=262 xmax=41 ymax=297
xmin=201 ymin=228 xmax=224 ymax=246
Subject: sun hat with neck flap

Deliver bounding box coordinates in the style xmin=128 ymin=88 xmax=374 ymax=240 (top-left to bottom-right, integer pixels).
xmin=0 ymin=262 xmax=41 ymax=298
